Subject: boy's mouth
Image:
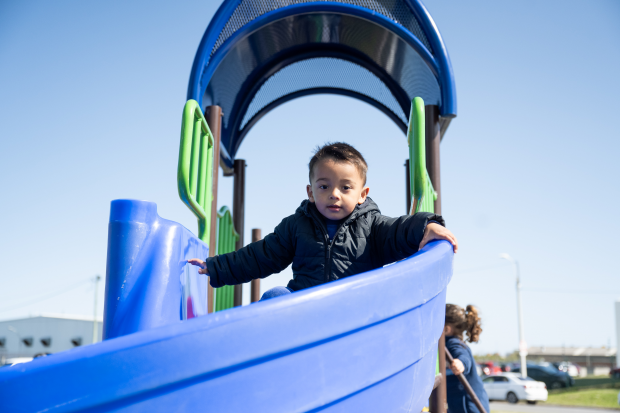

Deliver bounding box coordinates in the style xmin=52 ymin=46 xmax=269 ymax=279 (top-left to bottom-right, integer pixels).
xmin=327 ymin=205 xmax=342 ymax=212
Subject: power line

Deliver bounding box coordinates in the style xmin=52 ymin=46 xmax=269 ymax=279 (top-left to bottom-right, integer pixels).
xmin=0 ymin=279 xmax=93 ymax=314
xmin=521 ymin=288 xmax=620 ymax=295
xmin=453 ymin=263 xmax=510 ymax=275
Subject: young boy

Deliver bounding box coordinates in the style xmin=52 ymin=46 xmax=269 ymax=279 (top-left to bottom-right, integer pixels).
xmin=188 ymin=142 xmax=457 ymax=300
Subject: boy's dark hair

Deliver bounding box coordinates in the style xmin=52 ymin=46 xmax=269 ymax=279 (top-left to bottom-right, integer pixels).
xmin=309 ymin=142 xmax=368 ymax=184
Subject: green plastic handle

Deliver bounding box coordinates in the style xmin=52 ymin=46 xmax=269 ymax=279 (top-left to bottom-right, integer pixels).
xmin=407 ymin=97 xmax=437 ymax=214
xmin=214 ymin=206 xmax=239 ymax=312
xmin=177 ymin=100 xmax=215 ymax=243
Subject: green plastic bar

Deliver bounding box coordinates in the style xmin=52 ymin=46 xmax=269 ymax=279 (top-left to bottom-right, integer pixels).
xmin=214 ymin=206 xmax=239 ymax=312
xmin=178 ymin=100 xmax=214 ymax=243
xmin=204 ymin=139 xmax=214 ymax=218
xmin=190 ymin=119 xmax=202 ymax=198
xmin=196 ymin=133 xmax=208 ymax=210
xmin=407 ymin=97 xmax=437 ymax=214
xmin=407 ymin=97 xmax=440 ymax=377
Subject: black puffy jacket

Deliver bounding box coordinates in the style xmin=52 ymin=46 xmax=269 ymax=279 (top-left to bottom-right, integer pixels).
xmin=206 ymin=198 xmax=444 ymax=291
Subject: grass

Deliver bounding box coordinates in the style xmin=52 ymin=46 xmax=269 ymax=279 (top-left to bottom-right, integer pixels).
xmin=572 ymin=376 xmax=619 ymax=389
xmin=490 ymin=381 xmax=620 ymax=412
xmin=547 ymin=388 xmax=620 ymax=410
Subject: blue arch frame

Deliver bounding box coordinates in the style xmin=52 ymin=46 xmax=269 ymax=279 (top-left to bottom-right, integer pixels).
xmin=187 ymin=0 xmax=456 ymax=167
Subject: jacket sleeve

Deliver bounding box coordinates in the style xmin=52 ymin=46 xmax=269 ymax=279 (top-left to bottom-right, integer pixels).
xmin=446 ymin=338 xmax=473 ymax=375
xmin=205 ymin=214 xmax=296 ymax=288
xmin=371 ymin=211 xmax=445 ymax=265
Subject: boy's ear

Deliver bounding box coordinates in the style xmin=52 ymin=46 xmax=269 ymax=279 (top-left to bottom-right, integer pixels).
xmin=306 ymin=184 xmax=315 ymax=203
xmin=358 ymin=186 xmax=370 ymax=204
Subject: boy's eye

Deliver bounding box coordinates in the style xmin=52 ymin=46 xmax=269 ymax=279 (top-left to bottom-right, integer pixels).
xmin=343 ymin=186 xmax=351 ymax=190
xmin=319 ymin=185 xmax=328 ymax=190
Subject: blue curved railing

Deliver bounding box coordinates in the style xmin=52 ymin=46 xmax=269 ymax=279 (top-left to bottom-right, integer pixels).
xmin=0 ymin=232 xmax=452 ymax=412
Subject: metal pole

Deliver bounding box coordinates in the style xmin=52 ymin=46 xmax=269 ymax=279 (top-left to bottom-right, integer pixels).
xmin=425 ymin=105 xmax=442 ymax=215
xmin=425 ymin=104 xmax=447 ymax=413
xmin=515 ymin=261 xmax=528 ymax=378
xmin=8 ymin=326 xmax=21 ymax=357
xmin=615 ymin=300 xmax=620 ymax=368
xmin=405 ymin=159 xmax=411 ymax=214
xmin=233 ymin=159 xmax=246 ymax=307
xmin=205 ymin=105 xmax=222 ymax=314
xmin=92 ymin=275 xmax=100 ymax=344
xmin=251 ymin=229 xmax=262 ymax=303
xmin=500 ymin=254 xmax=527 ymax=378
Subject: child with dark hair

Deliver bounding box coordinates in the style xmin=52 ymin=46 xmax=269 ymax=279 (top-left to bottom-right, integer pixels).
xmin=188 ymin=142 xmax=457 ymax=300
xmin=444 ymin=304 xmax=490 ymax=413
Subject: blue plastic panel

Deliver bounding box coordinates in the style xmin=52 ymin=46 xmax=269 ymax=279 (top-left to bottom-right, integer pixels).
xmin=104 ymin=200 xmax=209 ymax=339
xmin=0 ymin=200 xmax=452 ymax=412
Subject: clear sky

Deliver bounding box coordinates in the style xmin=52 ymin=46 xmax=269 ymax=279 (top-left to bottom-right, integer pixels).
xmin=1 ymin=0 xmax=618 ymax=356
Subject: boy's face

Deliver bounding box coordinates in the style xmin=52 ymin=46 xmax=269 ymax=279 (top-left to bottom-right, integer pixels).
xmin=306 ymin=159 xmax=369 ymax=220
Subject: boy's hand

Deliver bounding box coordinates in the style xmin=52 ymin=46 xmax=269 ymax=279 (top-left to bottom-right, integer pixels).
xmin=419 ymin=223 xmax=458 ymax=253
xmin=187 ymin=259 xmax=209 ymax=275
xmin=450 ymin=358 xmax=465 ymax=375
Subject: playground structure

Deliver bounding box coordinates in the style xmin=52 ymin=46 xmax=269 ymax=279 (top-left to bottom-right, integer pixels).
xmin=0 ymin=1 xmax=457 ymax=412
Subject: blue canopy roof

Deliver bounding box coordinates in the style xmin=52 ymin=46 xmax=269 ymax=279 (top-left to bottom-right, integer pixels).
xmin=188 ymin=0 xmax=456 ymax=171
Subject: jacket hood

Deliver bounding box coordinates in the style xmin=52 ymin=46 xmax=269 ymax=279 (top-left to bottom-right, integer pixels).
xmin=297 ymin=197 xmax=380 ymax=223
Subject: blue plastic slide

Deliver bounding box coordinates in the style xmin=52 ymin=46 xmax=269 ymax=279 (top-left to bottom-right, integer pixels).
xmin=0 ymin=199 xmax=452 ymax=412
xmin=0 ymin=0 xmax=458 ymax=409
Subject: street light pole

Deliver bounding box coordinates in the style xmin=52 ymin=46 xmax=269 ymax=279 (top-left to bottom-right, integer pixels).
xmin=500 ymin=253 xmax=528 ymax=378
xmin=92 ymin=275 xmax=101 ymax=344
xmin=8 ymin=326 xmax=22 ymax=356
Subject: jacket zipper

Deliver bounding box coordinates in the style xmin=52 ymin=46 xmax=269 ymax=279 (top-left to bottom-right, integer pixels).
xmin=314 ymin=220 xmax=332 ymax=282
xmin=306 ymin=204 xmax=360 ymax=282
xmin=311 ymin=212 xmax=350 ymax=283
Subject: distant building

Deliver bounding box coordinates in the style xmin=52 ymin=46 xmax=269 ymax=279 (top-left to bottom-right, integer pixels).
xmin=0 ymin=314 xmax=102 ymax=363
xmin=528 ymin=346 xmax=616 ymax=376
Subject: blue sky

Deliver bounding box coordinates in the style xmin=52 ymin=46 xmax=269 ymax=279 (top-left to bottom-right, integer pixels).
xmin=0 ymin=0 xmax=618 ymax=355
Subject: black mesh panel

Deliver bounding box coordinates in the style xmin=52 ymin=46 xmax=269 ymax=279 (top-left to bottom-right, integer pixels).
xmin=213 ymin=0 xmax=432 ymax=56
xmin=202 ymin=12 xmax=440 ymax=161
xmin=241 ymin=57 xmax=406 ymax=129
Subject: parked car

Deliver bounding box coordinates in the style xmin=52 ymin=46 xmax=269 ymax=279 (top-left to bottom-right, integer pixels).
xmin=1 ymin=357 xmax=33 ymax=367
xmin=611 ymin=367 xmax=620 ymax=379
xmin=482 ymin=373 xmax=547 ymax=404
xmin=552 ymin=361 xmax=580 ymax=377
xmin=500 ymin=363 xmax=512 ymax=372
xmin=479 ymin=361 xmax=502 ymax=376
xmin=512 ymin=364 xmax=573 ymax=389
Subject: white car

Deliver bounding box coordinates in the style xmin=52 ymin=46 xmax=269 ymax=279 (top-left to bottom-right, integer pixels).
xmin=1 ymin=357 xmax=33 ymax=367
xmin=483 ymin=373 xmax=548 ymax=404
xmin=552 ymin=361 xmax=580 ymax=377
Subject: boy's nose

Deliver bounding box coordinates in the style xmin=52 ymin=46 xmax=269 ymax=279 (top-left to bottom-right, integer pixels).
xmin=330 ymin=190 xmax=341 ymax=199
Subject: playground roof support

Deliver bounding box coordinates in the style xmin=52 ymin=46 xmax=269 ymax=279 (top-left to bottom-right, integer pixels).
xmin=205 ymin=105 xmax=223 ymax=314
xmin=233 ymin=158 xmax=246 ymax=306
xmin=424 ymin=103 xmax=446 ymax=411
xmin=187 ymin=0 xmax=457 ymax=172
